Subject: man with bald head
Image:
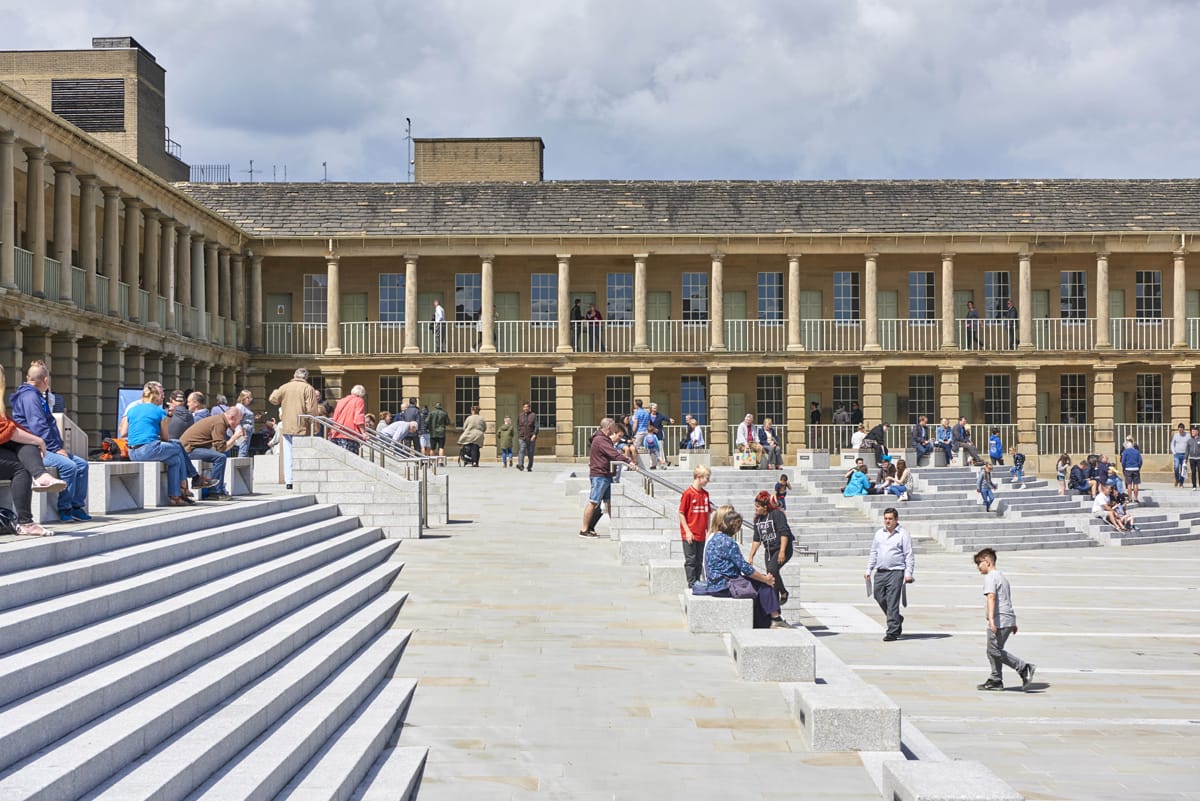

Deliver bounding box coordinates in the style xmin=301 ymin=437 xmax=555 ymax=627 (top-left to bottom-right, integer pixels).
xmin=180 ymin=406 xmax=245 ymax=500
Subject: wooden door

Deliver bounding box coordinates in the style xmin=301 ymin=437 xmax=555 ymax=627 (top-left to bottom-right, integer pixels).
xmin=494 ymin=292 xmax=520 ymax=351
xmin=799 ymin=290 xmax=822 ymax=348
xmin=266 ymin=292 xmax=292 ymax=322
xmin=724 ymin=290 xmax=747 ymax=350
xmin=648 ymin=291 xmax=671 ymax=350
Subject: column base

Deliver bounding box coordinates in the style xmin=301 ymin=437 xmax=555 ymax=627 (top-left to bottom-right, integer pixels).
xmin=710 ymin=345 xmax=727 ymax=353
xmin=939 ymin=342 xmax=959 ymax=351
xmin=0 ymin=282 xmax=16 ymax=291
xmin=1018 ymin=343 xmax=1035 ymax=352
xmin=32 ymin=291 xmax=45 ymax=299
xmin=1171 ymin=342 xmax=1190 ymax=350
xmin=863 ymin=343 xmax=881 ymax=352
xmin=479 ymin=345 xmax=497 ymax=354
xmin=1096 ymin=342 xmax=1113 ymax=350
xmin=324 ymin=347 xmax=343 ymax=356
xmin=58 ymin=296 xmax=75 ymax=307
xmin=785 ymin=344 xmax=806 ymax=352
xmin=555 ymin=345 xmax=573 ymax=353
xmin=632 ymin=344 xmax=649 ymax=352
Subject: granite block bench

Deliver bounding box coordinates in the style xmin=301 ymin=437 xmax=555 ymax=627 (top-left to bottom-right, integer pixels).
xmin=190 ymin=455 xmax=254 ymax=495
xmin=618 ymin=535 xmax=671 ymax=566
xmin=787 ymin=649 xmax=901 ymax=751
xmin=87 ymin=461 xmax=146 ymax=513
xmin=883 ymin=759 xmax=1024 ymax=801
xmin=730 ymin=627 xmax=816 ymax=682
xmin=0 ymin=466 xmax=64 ymax=524
xmin=679 ymin=593 xmax=754 ymax=633
xmin=646 ymin=559 xmax=686 ymax=595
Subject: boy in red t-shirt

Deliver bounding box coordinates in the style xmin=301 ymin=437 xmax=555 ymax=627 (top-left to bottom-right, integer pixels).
xmin=677 ymin=464 xmax=712 ymax=586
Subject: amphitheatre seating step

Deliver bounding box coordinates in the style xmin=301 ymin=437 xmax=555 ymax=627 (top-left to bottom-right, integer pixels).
xmin=647 ymin=559 xmax=686 ymax=595
xmin=0 ymin=545 xmax=400 ymax=779
xmin=190 ymin=455 xmax=255 ymax=495
xmin=785 ymin=649 xmax=901 ymax=752
xmin=0 ymin=521 xmax=375 ymax=709
xmin=680 ymin=593 xmax=753 ymax=633
xmin=349 ymin=746 xmax=429 ymax=801
xmin=882 ymin=759 xmax=1024 ymax=801
xmin=87 ymin=461 xmax=146 ymax=514
xmin=731 ymin=627 xmax=816 ymax=682
xmin=619 ymin=534 xmax=671 ymax=565
xmin=0 ymin=569 xmax=405 ymax=800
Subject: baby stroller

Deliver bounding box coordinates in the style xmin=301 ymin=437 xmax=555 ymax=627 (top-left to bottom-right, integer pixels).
xmin=459 ymin=442 xmax=481 ymax=467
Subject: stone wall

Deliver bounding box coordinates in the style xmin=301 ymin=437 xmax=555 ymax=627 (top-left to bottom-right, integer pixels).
xmin=414 ymin=137 xmax=543 ymax=183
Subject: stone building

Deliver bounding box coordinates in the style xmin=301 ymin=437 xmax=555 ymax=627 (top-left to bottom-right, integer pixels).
xmin=0 ymin=43 xmax=1196 ymax=467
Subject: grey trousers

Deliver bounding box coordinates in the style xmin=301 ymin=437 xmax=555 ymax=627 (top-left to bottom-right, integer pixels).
xmin=872 ymin=569 xmax=905 ymax=636
xmin=987 ymin=625 xmax=1027 ymax=681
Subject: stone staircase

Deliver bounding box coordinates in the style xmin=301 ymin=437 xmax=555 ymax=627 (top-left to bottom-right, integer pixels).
xmin=0 ymin=495 xmax=427 ymax=801
xmin=1090 ymin=508 xmax=1200 ymax=546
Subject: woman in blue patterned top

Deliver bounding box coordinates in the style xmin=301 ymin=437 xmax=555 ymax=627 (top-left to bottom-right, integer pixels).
xmin=701 ymin=508 xmax=788 ymax=628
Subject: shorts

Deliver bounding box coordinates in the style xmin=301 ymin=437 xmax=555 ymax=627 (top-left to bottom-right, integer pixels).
xmin=1123 ymin=470 xmax=1140 ymax=485
xmin=588 ymin=476 xmax=613 ymax=504
xmin=420 ymin=434 xmax=431 ymax=449
xmin=430 ymin=436 xmax=445 ymax=450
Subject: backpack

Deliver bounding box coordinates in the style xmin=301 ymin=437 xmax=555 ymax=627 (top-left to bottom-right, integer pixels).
xmin=97 ymin=437 xmax=130 ymax=461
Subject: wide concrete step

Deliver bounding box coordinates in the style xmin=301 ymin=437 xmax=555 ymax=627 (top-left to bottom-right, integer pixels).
xmin=0 ymin=508 xmax=352 ymax=654
xmin=86 ymin=630 xmax=412 ymax=801
xmin=0 ymin=541 xmax=400 ymax=776
xmin=0 ymin=495 xmax=316 ymax=577
xmin=0 ymin=565 xmax=405 ymax=801
xmin=348 ymin=746 xmax=428 ymax=801
xmin=1111 ymin=531 xmax=1200 ymax=546
xmin=0 ymin=522 xmax=374 ymax=708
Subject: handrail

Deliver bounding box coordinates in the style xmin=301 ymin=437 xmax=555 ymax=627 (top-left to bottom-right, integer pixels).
xmin=360 ymin=425 xmax=440 ymax=469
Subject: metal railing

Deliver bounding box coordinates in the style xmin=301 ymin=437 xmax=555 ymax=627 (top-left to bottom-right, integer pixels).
xmin=70 ymin=266 xmax=85 ymax=306
xmin=96 ymin=274 xmax=110 ymax=314
xmin=877 ymin=318 xmax=941 ymax=351
xmin=956 ymin=318 xmax=1018 ymax=351
xmin=1113 ymin=424 xmax=1174 ymax=455
xmin=648 ymin=320 xmax=709 ymax=353
xmin=577 ymin=320 xmax=632 ymax=353
xmin=190 ymin=306 xmax=202 ymax=337
xmin=342 ymin=321 xmax=406 ymax=354
xmin=495 ymin=320 xmax=558 ymax=353
xmin=139 ymin=289 xmax=151 ymax=321
xmin=572 ymin=423 xmax=712 ymax=459
xmin=1109 ymin=317 xmax=1172 ymax=350
xmin=44 ymin=256 xmax=60 ymax=300
xmin=724 ymin=319 xmax=786 ymax=352
xmin=1032 ymin=318 xmax=1095 ymax=351
xmin=264 ymin=322 xmax=326 ymax=355
xmin=800 ymin=319 xmax=863 ymax=352
xmin=1037 ymin=423 xmax=1095 ymax=457
xmin=157 ymin=297 xmax=168 ymax=325
xmin=173 ymin=301 xmax=183 ymax=329
xmin=806 ymin=424 xmax=857 ymax=453
xmin=118 ymin=282 xmax=130 ymax=319
xmin=1189 ymin=318 xmax=1199 ymax=349
xmin=14 ymin=247 xmax=33 ymax=294
xmin=208 ymin=313 xmax=222 ymax=345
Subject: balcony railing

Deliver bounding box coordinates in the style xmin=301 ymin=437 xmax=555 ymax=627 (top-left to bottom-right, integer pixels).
xmin=173 ymin=301 xmax=183 ymax=329
xmin=800 ymin=319 xmax=863 ymax=352
xmin=1037 ymin=423 xmax=1095 ymax=457
xmin=118 ymin=282 xmax=130 ymax=320
xmin=579 ymin=320 xmax=633 ymax=353
xmin=209 ymin=313 xmax=223 ymax=345
xmin=648 ymin=320 xmax=709 ymax=353
xmin=138 ymin=289 xmax=151 ymax=322
xmin=190 ymin=306 xmax=202 ymax=337
xmin=571 ymin=423 xmax=711 ymax=458
xmin=157 ymin=297 xmax=168 ymax=325
xmin=70 ymin=266 xmax=85 ymax=307
xmin=1032 ymin=318 xmax=1095 ymax=350
xmin=44 ymin=257 xmax=60 ymax=301
xmin=956 ymin=318 xmax=1018 ymax=351
xmin=14 ymin=247 xmax=32 ymax=294
xmin=495 ymin=320 xmax=557 ymax=353
xmin=96 ymin=275 xmax=110 ymax=315
xmin=265 ymin=322 xmax=326 ymax=355
xmin=1109 ymin=318 xmax=1172 ymax=350
xmin=1189 ymin=318 xmax=1199 ymax=349
xmin=806 ymin=424 xmax=857 ymax=453
xmin=727 ymin=424 xmax=787 ymax=455
xmin=342 ymin=321 xmax=405 ymax=355
xmin=725 ymin=319 xmax=786 ymax=352
xmin=877 ymin=319 xmax=941 ymax=351
xmin=1113 ymin=423 xmax=1174 ymax=455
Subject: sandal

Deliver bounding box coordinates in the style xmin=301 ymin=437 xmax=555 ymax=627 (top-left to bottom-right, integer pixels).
xmin=32 ymin=476 xmax=68 ymax=493
xmin=16 ymin=522 xmax=54 ymax=536
xmin=779 ymin=591 xmax=789 ymax=606
xmin=168 ymin=497 xmax=189 ymax=507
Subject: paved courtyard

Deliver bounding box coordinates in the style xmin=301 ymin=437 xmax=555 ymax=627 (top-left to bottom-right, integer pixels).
xmin=391 ymin=465 xmax=1200 ymax=801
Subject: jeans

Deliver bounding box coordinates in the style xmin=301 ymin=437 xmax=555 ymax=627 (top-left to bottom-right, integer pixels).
xmin=42 ymin=451 xmax=89 ymax=513
xmin=283 ymin=434 xmax=296 ymax=484
xmin=238 ymin=424 xmax=252 ymax=457
xmin=501 ymin=447 xmax=512 ymax=466
xmin=980 ymin=484 xmax=995 ymax=510
xmin=1174 ymin=453 xmax=1187 ymax=484
xmin=935 ymin=441 xmax=953 ymax=464
xmin=187 ymin=447 xmax=228 ymax=494
xmin=518 ymin=438 xmax=535 ymax=470
xmin=872 ymin=569 xmax=905 ymax=636
xmin=886 ymin=483 xmax=908 ymax=498
xmin=987 ymin=625 xmax=1027 ymax=681
xmin=130 ymin=440 xmax=188 ymax=499
xmin=1009 ymin=465 xmax=1024 ymax=484
xmin=912 ymin=442 xmax=933 ymax=464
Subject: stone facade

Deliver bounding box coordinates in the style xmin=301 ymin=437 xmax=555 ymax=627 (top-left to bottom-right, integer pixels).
xmin=413 ymin=137 xmax=543 ymax=183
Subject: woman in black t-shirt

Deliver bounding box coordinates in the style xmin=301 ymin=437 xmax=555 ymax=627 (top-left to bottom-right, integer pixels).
xmin=750 ymin=491 xmax=795 ymax=606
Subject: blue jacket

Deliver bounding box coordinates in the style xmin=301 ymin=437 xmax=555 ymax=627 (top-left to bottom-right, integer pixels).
xmin=988 ymin=435 xmax=1003 ymax=460
xmin=843 ymin=471 xmax=871 ymax=497
xmin=9 ymin=384 xmax=63 ymax=452
xmin=701 ymin=532 xmax=754 ymax=593
xmin=1120 ymin=446 xmax=1142 ymax=470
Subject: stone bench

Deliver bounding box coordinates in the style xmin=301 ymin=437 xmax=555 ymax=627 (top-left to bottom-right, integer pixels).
xmin=618 ymin=534 xmax=671 ymax=566
xmin=787 ymin=650 xmax=901 ymax=752
xmin=731 ymin=627 xmax=816 ymax=682
xmin=0 ymin=466 xmax=64 ymax=524
xmin=190 ymin=455 xmax=254 ymax=495
xmin=87 ymin=461 xmax=146 ymax=514
xmin=679 ymin=593 xmax=753 ymax=633
xmin=882 ymin=760 xmax=1023 ymax=801
xmin=793 ymin=450 xmax=829 ymax=469
xmin=646 ymin=559 xmax=686 ymax=595
xmin=677 ymin=449 xmax=710 ymax=469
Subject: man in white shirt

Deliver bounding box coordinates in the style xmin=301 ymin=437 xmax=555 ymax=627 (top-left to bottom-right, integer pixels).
xmin=864 ymin=507 xmax=914 ymax=641
xmin=432 ymin=299 xmax=446 ymax=352
xmin=850 ymin=423 xmax=867 ymax=450
xmin=735 ymin=413 xmax=763 ymax=456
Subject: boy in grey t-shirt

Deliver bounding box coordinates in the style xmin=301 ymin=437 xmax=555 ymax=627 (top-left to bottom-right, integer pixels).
xmin=973 ymin=548 xmax=1036 ymax=691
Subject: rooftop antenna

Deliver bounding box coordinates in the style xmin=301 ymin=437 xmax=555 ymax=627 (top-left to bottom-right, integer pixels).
xmin=405 ymin=117 xmax=413 ymax=182
xmin=322 ymin=161 xmax=328 ymax=183
xmin=242 ymin=159 xmax=256 ymax=182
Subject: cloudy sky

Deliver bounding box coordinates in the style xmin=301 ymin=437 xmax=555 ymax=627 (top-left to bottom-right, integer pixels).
xmin=4 ymin=0 xmax=1198 ymax=182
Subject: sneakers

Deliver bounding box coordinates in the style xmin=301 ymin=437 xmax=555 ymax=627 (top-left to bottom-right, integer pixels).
xmin=900 ymin=492 xmax=910 ymax=502
xmin=516 ymin=465 xmax=524 ymax=472
xmin=192 ymin=476 xmax=219 ymax=490
xmin=770 ymin=617 xmax=792 ymax=629
xmin=70 ymin=508 xmax=92 ymax=521
xmin=1021 ymin=663 xmax=1036 ymax=690
xmin=882 ymin=633 xmax=900 ymax=642
xmin=977 ymin=679 xmax=1005 ymax=691
xmin=577 ymin=530 xmax=598 ymax=539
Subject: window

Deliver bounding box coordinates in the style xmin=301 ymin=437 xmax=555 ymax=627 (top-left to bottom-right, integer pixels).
xmin=379 ymin=273 xmax=405 ymax=322
xmin=607 ymin=273 xmax=633 ymax=321
xmin=605 ymin=375 xmax=631 ymax=420
xmin=308 ymin=374 xmax=327 ymax=398
xmin=757 ymin=273 xmax=784 ymax=321
xmin=530 ymin=376 xmax=557 ymax=428
xmin=984 ymin=271 xmax=1011 ymax=318
xmin=908 ymin=272 xmax=935 ymax=320
xmin=1060 ymin=271 xmax=1087 ymax=319
xmin=303 ymin=274 xmax=327 ymax=323
xmin=1135 ymin=271 xmax=1162 ymax=318
xmin=51 ymin=78 xmax=124 ymax=132
xmin=531 ymin=274 xmax=557 ymax=323
xmin=681 ymin=376 xmax=707 ymax=424
xmin=1060 ymin=374 xmax=1087 ymax=423
xmin=1135 ymin=373 xmax=1163 ymax=423
xmin=833 ymin=272 xmax=860 ymax=320
xmin=757 ymin=375 xmax=785 ymax=423
xmin=907 ymin=374 xmax=935 ymax=424
xmin=454 ymin=375 xmax=479 ymax=426
xmin=682 ymin=273 xmax=708 ymax=321
xmin=833 ymin=374 xmax=859 ymax=412
xmin=983 ymin=374 xmax=1011 ymax=424
xmin=378 ymin=376 xmax=404 ymax=415
xmin=455 ymin=273 xmax=481 ymax=322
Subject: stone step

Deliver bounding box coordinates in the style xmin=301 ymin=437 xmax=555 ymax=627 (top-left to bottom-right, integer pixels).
xmin=0 ymin=521 xmax=374 ymax=709
xmin=1110 ymin=530 xmax=1200 ymax=546
xmin=0 ymin=567 xmax=405 ymax=800
xmin=0 ymin=543 xmax=400 ymax=776
xmin=348 ymin=746 xmax=428 ymax=801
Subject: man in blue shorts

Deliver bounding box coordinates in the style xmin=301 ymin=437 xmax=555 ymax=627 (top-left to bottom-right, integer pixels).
xmin=580 ymin=418 xmax=636 ymax=538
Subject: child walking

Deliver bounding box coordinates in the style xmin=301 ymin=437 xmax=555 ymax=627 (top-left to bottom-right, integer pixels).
xmin=774 ymin=473 xmax=791 ymax=510
xmin=973 ymin=548 xmax=1035 ymax=691
xmin=677 ymin=465 xmax=712 ymax=587
xmin=497 ymin=416 xmax=515 ymax=467
xmin=750 ymin=491 xmax=794 ymax=605
xmin=977 ymin=463 xmax=998 ymax=512
xmin=988 ymin=428 xmax=1005 ymax=466
xmin=1008 ymin=446 xmax=1026 ymax=489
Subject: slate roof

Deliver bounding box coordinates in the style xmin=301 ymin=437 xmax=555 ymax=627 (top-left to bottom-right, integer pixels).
xmin=176 ymin=179 xmax=1200 ymax=239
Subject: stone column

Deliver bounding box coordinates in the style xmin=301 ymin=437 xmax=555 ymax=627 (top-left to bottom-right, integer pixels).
xmin=399 ymin=369 xmax=422 ymax=410
xmin=0 ymin=130 xmax=14 ymax=290
xmin=176 ymin=226 xmax=191 ymax=335
xmin=1016 ymin=368 xmax=1038 ymax=455
xmin=403 ymin=255 xmax=419 ymax=353
xmin=161 ymin=219 xmax=176 ymax=332
xmin=25 ymin=147 xmax=46 ymax=297
xmin=77 ymin=338 xmax=104 ymax=440
xmin=632 ymin=367 xmax=653 ymax=406
xmin=939 ymin=366 xmax=961 ymax=424
xmin=556 ymin=254 xmax=572 ymax=352
xmin=862 ymin=366 xmax=884 ymax=425
xmin=205 ymin=241 xmax=219 ymax=339
xmin=785 ymin=366 xmax=807 ymax=450
xmin=710 ymin=253 xmax=726 ymax=351
xmin=554 ymin=366 xmax=575 ymax=459
xmin=51 ymin=333 xmax=80 ymax=415
xmin=1093 ymin=369 xmax=1115 ymax=452
xmin=863 ymin=252 xmax=879 ymax=350
xmin=101 ymin=342 xmax=126 ymax=432
xmin=1170 ymin=365 xmax=1193 ymax=428
xmin=144 ymin=351 xmax=163 ymax=385
xmin=23 ymin=329 xmax=52 ymax=370
xmin=940 ymin=252 xmax=957 ymax=349
xmin=476 ymin=366 xmax=498 ymax=455
xmin=122 ymin=198 xmax=142 ymax=321
xmin=124 ymin=347 xmax=145 ymax=391
xmin=177 ymin=358 xmax=195 ymax=394
xmin=325 ymin=255 xmax=342 ymax=354
xmin=250 ymin=255 xmax=264 ymax=351
xmin=231 ymin=253 xmax=245 ymax=348
xmin=218 ymin=248 xmax=231 ymax=341
xmin=192 ymin=235 xmax=207 ymax=336
xmin=52 ymin=161 xmax=74 ymax=305
xmin=1017 ymin=251 xmax=1033 ymax=350
xmin=787 ymin=254 xmax=803 ymax=351
xmin=709 ymin=368 xmax=730 ymax=465
xmin=79 ymin=175 xmax=98 ymax=310
xmin=0 ymin=323 xmax=22 ymax=390
xmin=479 ymin=254 xmax=496 ymax=354
xmin=102 ymin=187 xmax=121 ymax=315
xmin=242 ymin=369 xmax=268 ymax=423
xmin=159 ymin=355 xmax=178 ymax=395
xmin=1173 ymin=250 xmax=1188 ymax=349
xmin=633 ymin=253 xmax=648 ymax=352
xmin=1095 ymin=251 xmax=1111 ymax=348
xmin=142 ymin=209 xmax=161 ymax=326
xmin=321 ymin=370 xmax=344 ymax=402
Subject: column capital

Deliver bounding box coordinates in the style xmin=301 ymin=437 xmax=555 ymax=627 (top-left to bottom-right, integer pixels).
xmin=1096 ymin=251 xmax=1110 ymax=260
xmin=710 ymin=252 xmax=724 ymax=262
xmin=159 ymin=217 xmax=176 ymax=231
xmin=23 ymin=146 xmax=45 ymax=159
xmin=100 ymin=184 xmax=122 ymax=198
xmin=707 ymin=366 xmax=731 ymax=376
xmin=123 ymin=196 xmax=143 ymax=211
xmin=403 ymin=253 xmax=419 ymax=264
xmin=787 ymin=252 xmax=802 ymax=261
xmin=556 ymin=253 xmax=571 ymax=260
xmin=630 ymin=366 xmax=654 ymax=376
xmin=251 ymin=254 xmax=263 ymax=266
xmin=633 ymin=252 xmax=649 ymax=261
xmin=191 ymin=230 xmax=207 ymax=243
xmin=0 ymin=129 xmax=14 ymax=144
xmin=142 ymin=207 xmax=162 ymax=221
xmin=474 ymin=366 xmax=499 ymax=377
xmin=219 ymin=245 xmax=232 ymax=256
xmin=552 ymin=366 xmax=577 ymax=376
xmin=325 ymin=254 xmax=339 ymax=265
xmin=230 ymin=252 xmax=243 ymax=264
xmin=50 ymin=160 xmax=74 ymax=174
xmin=864 ymin=252 xmax=879 ymax=260
xmin=941 ymin=251 xmax=956 ymax=260
xmin=1018 ymin=251 xmax=1032 ymax=262
xmin=784 ymin=365 xmax=808 ymax=375
xmin=479 ymin=253 xmax=494 ymax=263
